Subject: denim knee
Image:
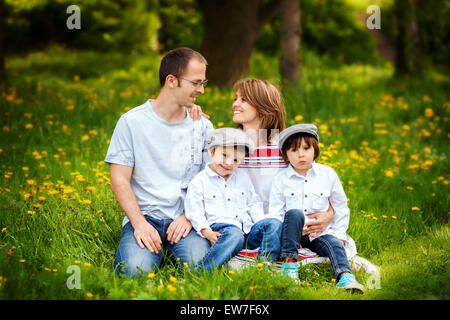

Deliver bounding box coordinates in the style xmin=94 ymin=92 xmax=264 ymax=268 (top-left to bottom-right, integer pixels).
xmin=284 ymin=209 xmax=305 ymax=226
xmin=224 ymin=227 xmax=245 ymax=254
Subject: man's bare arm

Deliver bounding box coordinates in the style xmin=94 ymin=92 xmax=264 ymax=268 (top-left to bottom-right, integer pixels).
xmin=109 ymin=163 xmax=162 ymax=253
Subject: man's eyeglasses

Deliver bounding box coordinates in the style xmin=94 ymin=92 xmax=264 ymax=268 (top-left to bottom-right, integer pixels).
xmin=176 ymin=76 xmax=208 ymax=88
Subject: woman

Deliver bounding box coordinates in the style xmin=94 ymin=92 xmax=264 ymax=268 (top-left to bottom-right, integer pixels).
xmin=231 ymin=78 xmax=334 ymax=240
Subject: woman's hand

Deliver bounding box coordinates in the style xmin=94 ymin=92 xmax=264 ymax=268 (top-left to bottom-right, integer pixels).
xmin=303 ymin=204 xmax=335 ymax=237
xmin=187 ymin=104 xmax=210 ymax=121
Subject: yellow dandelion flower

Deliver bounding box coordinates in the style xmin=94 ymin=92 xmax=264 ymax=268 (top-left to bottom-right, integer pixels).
xmin=84 ymin=262 xmax=91 ymax=268
xmin=19 ymin=259 xmax=26 ymax=263
xmin=38 ymin=196 xmax=46 ymax=202
xmin=169 ymin=275 xmax=177 ymax=283
xmin=85 ymin=186 xmax=96 ymax=192
xmin=1 ymin=227 xmax=6 ymax=233
xmin=294 ymin=115 xmax=303 ymax=122
xmin=217 ymin=122 xmax=224 ymax=127
xmin=257 ymin=263 xmax=263 ymax=268
xmin=81 ymin=135 xmax=90 ymax=142
xmin=33 ymin=203 xmax=40 ymax=209
xmin=406 ymin=186 xmax=413 ymax=190
xmin=167 ymin=284 xmax=176 ymax=293
xmin=384 ymin=169 xmax=394 ymax=177
xmin=424 ymin=108 xmax=434 ymax=118
xmin=148 ymin=272 xmax=155 ymax=279
xmin=392 ymin=216 xmax=397 ymax=220
xmin=157 ymin=285 xmax=164 ymax=292
xmin=86 ymin=292 xmax=93 ymax=298
xmin=25 ymin=123 xmax=33 ymax=130
xmin=74 ymin=260 xmax=81 ymax=265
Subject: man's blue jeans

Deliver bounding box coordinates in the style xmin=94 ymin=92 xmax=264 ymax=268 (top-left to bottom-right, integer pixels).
xmin=196 ymin=218 xmax=282 ymax=273
xmin=280 ymin=209 xmax=352 ymax=279
xmin=113 ymin=215 xmax=210 ymax=277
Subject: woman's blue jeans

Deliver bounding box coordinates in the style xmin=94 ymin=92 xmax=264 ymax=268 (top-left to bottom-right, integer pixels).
xmin=113 ymin=215 xmax=210 ymax=277
xmin=196 ymin=218 xmax=282 ymax=273
xmin=281 ymin=209 xmax=352 ymax=279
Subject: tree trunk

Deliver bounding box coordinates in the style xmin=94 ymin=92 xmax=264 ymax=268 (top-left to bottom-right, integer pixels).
xmin=197 ymin=0 xmax=280 ymax=87
xmin=280 ymin=0 xmax=301 ymax=83
xmin=394 ymin=0 xmax=422 ymax=77
xmin=0 ymin=0 xmax=6 ymax=83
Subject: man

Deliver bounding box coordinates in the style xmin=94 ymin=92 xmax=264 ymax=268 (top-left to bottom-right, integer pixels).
xmin=105 ymin=47 xmax=213 ymax=277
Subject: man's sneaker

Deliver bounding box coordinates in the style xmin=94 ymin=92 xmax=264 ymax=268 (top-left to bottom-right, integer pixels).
xmin=281 ymin=262 xmax=299 ymax=283
xmin=336 ymin=273 xmax=365 ymax=294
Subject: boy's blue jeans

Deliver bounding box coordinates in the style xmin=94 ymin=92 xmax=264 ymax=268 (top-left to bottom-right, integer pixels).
xmin=196 ymin=218 xmax=282 ymax=273
xmin=281 ymin=209 xmax=352 ymax=279
xmin=113 ymin=215 xmax=210 ymax=277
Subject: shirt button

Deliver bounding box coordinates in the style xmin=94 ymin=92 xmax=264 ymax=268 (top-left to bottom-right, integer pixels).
xmin=225 ymin=184 xmax=227 ymax=187
xmin=213 ymin=195 xmax=216 ymax=198
xmin=228 ymin=198 xmax=231 ymax=201
xmin=305 ymin=195 xmax=308 ymax=198
xmin=235 ymin=215 xmax=238 ymax=218
xmin=291 ymin=193 xmax=294 ymax=196
xmin=305 ymin=180 xmax=308 ymax=183
xmin=304 ymin=209 xmax=307 ymax=212
xmin=320 ymin=193 xmax=323 ymax=196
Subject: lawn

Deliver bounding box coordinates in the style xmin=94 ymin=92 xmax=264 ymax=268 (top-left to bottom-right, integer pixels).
xmin=0 ymin=46 xmax=449 ymax=300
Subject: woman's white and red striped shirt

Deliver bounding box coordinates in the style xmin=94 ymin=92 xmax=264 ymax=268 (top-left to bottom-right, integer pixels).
xmin=239 ymin=143 xmax=288 ymax=214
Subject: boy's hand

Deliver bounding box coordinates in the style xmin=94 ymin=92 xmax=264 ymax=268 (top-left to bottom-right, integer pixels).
xmin=201 ymin=228 xmax=221 ymax=246
xmin=187 ymin=104 xmax=210 ymax=121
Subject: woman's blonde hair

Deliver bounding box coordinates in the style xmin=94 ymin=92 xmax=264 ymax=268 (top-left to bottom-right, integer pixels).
xmin=233 ymin=78 xmax=286 ymax=144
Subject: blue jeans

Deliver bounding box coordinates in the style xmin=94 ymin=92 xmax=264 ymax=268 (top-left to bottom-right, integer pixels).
xmin=244 ymin=218 xmax=282 ymax=262
xmin=113 ymin=215 xmax=210 ymax=277
xmin=280 ymin=209 xmax=352 ymax=279
xmin=196 ymin=218 xmax=282 ymax=273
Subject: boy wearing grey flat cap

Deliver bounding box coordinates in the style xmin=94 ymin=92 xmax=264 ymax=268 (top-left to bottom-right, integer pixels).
xmin=268 ymin=124 xmax=365 ymax=293
xmin=185 ymin=127 xmax=282 ymax=273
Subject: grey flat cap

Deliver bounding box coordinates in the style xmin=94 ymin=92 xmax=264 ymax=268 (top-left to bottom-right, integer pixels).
xmin=278 ymin=124 xmax=319 ymax=151
xmin=206 ymin=128 xmax=256 ymax=154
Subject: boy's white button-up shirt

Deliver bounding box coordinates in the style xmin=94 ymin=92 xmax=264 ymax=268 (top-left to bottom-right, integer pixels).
xmin=185 ymin=165 xmax=265 ymax=236
xmin=268 ymin=162 xmax=350 ymax=241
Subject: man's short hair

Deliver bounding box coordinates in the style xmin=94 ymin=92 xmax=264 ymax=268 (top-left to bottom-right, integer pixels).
xmin=159 ymin=47 xmax=208 ymax=88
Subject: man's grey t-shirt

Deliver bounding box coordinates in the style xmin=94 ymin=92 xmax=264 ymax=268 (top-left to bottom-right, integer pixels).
xmin=105 ymin=100 xmax=213 ymax=227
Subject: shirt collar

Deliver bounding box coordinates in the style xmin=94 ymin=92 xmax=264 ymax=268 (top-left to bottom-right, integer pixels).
xmin=205 ymin=164 xmax=237 ymax=181
xmin=287 ymin=161 xmax=318 ymax=179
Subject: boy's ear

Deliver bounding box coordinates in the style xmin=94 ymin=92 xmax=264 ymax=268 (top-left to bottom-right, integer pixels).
xmin=207 ymin=148 xmax=215 ymax=158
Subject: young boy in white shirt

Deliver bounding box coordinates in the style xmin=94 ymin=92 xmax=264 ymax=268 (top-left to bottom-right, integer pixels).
xmin=268 ymin=124 xmax=365 ymax=293
xmin=185 ymin=128 xmax=282 ymax=273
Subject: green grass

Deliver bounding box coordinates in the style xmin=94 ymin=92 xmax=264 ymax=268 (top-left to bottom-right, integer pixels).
xmin=0 ymin=46 xmax=449 ymax=299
